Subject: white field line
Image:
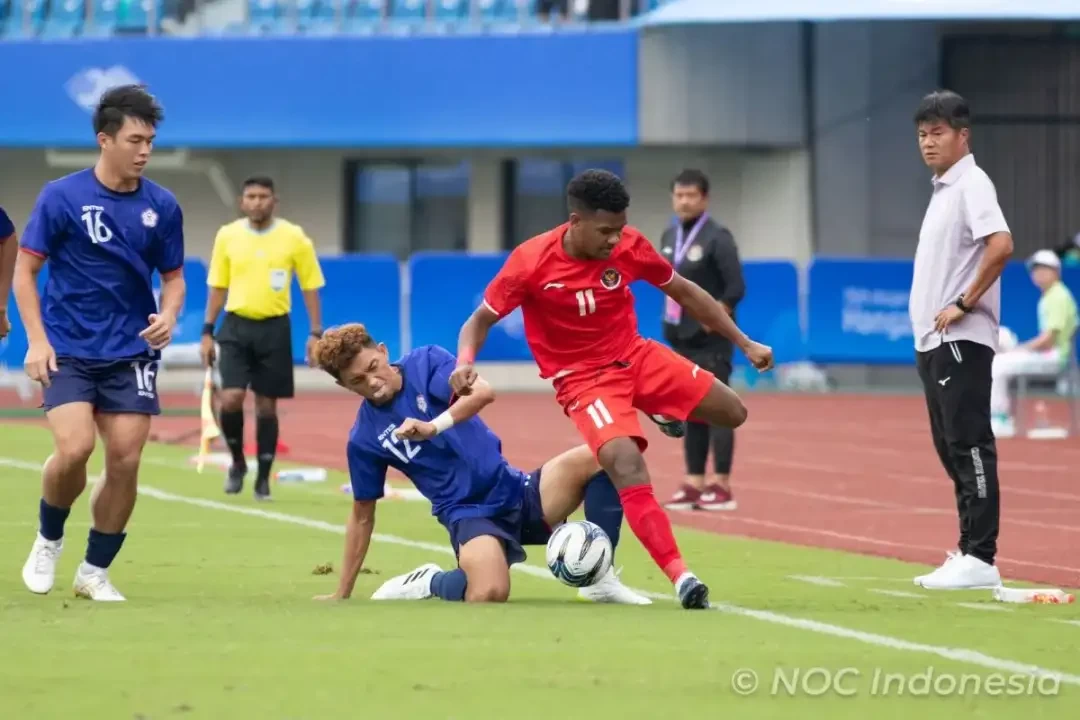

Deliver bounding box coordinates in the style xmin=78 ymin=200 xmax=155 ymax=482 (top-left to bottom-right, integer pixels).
xmin=3 ymin=456 xmax=1080 ymax=686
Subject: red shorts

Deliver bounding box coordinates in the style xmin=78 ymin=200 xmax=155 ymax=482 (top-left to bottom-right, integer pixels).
xmin=552 ymin=339 xmax=715 ymax=457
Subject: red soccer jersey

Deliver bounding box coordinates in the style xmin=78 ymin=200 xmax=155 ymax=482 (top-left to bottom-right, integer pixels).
xmin=482 ymin=223 xmax=675 ymax=379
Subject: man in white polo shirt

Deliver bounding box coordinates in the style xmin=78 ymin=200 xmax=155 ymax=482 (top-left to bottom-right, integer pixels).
xmin=908 ymin=90 xmax=1014 ymax=591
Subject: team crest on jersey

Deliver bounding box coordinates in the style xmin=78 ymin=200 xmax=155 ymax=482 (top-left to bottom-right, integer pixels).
xmin=686 ymin=245 xmax=704 ymax=263
xmin=600 ymin=268 xmax=622 ymax=290
xmin=416 ymin=394 xmax=428 ymax=414
xmin=141 ymin=208 xmax=158 ymax=228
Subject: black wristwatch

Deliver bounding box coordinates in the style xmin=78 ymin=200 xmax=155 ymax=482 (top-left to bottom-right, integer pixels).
xmin=310 ymin=329 xmax=323 ymax=339
xmin=955 ymin=295 xmax=973 ymax=314
xmin=202 ymin=322 xmax=215 ymax=337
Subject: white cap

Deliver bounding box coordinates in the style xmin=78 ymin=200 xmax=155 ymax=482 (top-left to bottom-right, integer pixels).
xmin=1027 ymin=249 xmax=1061 ymax=271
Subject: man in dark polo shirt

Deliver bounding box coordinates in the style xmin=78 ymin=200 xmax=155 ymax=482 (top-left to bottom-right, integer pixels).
xmin=659 ymin=169 xmax=745 ymax=512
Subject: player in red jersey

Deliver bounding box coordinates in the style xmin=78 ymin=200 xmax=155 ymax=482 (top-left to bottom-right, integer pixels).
xmin=451 ymin=170 xmax=774 ymax=610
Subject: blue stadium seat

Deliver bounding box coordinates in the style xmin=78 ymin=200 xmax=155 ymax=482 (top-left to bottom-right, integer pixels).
xmin=3 ymin=0 xmax=46 ymax=37
xmin=432 ymin=0 xmax=467 ymax=23
xmin=115 ymin=0 xmax=166 ymax=32
xmin=474 ymin=0 xmax=504 ymax=23
xmin=85 ymin=0 xmax=119 ymax=36
xmin=247 ymin=0 xmax=280 ymax=33
xmin=486 ymin=0 xmax=528 ymax=24
xmin=390 ymin=0 xmax=425 ymax=24
xmin=342 ymin=0 xmax=383 ymax=33
xmin=297 ymin=0 xmax=337 ymax=34
xmin=42 ymin=0 xmax=85 ymax=37
xmin=0 ymin=0 xmax=12 ymax=36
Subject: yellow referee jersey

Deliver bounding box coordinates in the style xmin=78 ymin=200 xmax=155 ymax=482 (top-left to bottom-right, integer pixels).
xmin=207 ymin=218 xmax=326 ymax=320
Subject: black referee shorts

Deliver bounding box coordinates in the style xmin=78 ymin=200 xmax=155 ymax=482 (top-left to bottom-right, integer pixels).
xmin=217 ymin=312 xmax=295 ymax=399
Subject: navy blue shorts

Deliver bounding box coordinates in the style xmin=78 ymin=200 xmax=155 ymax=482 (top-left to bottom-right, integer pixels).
xmin=42 ymin=357 xmax=161 ymax=415
xmin=445 ymin=468 xmax=551 ymax=566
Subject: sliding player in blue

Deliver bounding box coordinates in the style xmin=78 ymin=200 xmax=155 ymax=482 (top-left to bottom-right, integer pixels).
xmin=310 ymin=323 xmax=649 ymax=605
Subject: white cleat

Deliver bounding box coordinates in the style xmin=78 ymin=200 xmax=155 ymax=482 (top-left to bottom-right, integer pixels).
xmin=22 ymin=533 xmax=63 ymax=595
xmin=370 ymin=563 xmax=442 ymax=601
xmin=916 ymin=554 xmax=1002 ymax=590
xmin=578 ymin=566 xmax=653 ymax=605
xmin=913 ymin=550 xmax=961 ymax=586
xmin=73 ymin=563 xmax=127 ymax=602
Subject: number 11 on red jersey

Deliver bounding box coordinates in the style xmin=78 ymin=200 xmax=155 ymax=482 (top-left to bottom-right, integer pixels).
xmin=576 ymin=289 xmax=596 ymax=316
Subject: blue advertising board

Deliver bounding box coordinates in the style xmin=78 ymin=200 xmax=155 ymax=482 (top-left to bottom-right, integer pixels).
xmin=408 ymin=252 xmax=530 ymax=362
xmin=0 ymin=33 xmax=638 ymax=148
xmin=408 ymin=253 xmax=804 ymax=366
xmin=296 ymin=254 xmax=401 ymax=363
xmin=807 ymin=258 xmax=1080 ymax=364
xmin=806 ymin=258 xmax=915 ymax=364
xmin=632 ymin=260 xmax=804 ymax=366
xmin=6 ymin=254 xmax=1077 ymax=374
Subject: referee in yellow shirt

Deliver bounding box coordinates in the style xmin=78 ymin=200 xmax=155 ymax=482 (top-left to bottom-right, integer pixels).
xmin=200 ymin=176 xmax=326 ymax=501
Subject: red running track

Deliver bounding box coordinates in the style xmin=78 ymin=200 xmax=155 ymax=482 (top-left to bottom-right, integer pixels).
xmin=5 ymin=389 xmax=1078 ymax=588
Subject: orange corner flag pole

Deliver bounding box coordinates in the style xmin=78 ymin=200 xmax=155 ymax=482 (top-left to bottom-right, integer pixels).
xmin=196 ymin=368 xmax=220 ymax=474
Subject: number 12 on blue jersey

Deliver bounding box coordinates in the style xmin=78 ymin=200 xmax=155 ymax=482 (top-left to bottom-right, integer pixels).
xmin=382 ymin=433 xmax=420 ymax=464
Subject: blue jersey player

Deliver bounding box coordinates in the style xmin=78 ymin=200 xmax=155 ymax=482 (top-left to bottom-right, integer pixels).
xmin=15 ymin=85 xmax=186 ymax=602
xmin=0 ymin=205 xmax=17 ymax=339
xmin=310 ymin=323 xmax=650 ymax=605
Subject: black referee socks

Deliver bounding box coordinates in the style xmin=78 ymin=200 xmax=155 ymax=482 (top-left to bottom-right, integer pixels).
xmin=256 ymin=415 xmax=280 ymax=482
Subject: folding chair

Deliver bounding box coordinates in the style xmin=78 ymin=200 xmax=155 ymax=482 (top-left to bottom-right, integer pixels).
xmin=1014 ymin=333 xmax=1080 ymax=438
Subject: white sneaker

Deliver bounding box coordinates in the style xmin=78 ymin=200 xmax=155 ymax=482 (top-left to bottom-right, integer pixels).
xmin=73 ymin=563 xmax=127 ymax=602
xmin=577 ymin=567 xmax=653 ymax=605
xmin=913 ymin=550 xmax=961 ymax=586
xmin=370 ymin=563 xmax=441 ymax=600
xmin=22 ymin=533 xmax=63 ymax=594
xmin=916 ymin=554 xmax=1002 ymax=590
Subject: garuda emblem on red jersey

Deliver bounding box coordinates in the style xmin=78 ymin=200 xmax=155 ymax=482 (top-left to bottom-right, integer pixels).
xmin=600 ymin=268 xmax=622 ymax=290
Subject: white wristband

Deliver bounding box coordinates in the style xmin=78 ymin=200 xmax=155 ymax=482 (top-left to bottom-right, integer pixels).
xmin=432 ymin=411 xmax=455 ymax=435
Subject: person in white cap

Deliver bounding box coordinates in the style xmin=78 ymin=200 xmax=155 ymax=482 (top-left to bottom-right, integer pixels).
xmin=989 ymin=249 xmax=1078 ymax=437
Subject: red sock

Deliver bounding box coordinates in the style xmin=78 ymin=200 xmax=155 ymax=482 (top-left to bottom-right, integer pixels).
xmin=618 ymin=484 xmax=688 ymax=584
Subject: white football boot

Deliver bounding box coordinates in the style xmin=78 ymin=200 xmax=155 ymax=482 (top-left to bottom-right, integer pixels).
xmin=916 ymin=554 xmax=1002 ymax=590
xmin=73 ymin=563 xmax=127 ymax=602
xmin=578 ymin=567 xmax=652 ymax=605
xmin=911 ymin=552 xmax=963 ymax=587
xmin=370 ymin=563 xmax=442 ymax=600
xmin=22 ymin=533 xmax=63 ymax=594
xmin=913 ymin=550 xmax=961 ymax=586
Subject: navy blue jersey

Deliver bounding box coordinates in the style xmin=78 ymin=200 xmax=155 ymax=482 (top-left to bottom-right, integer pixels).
xmin=0 ymin=205 xmax=14 ymax=239
xmin=20 ymin=169 xmax=184 ymax=361
xmin=346 ymin=345 xmax=526 ymax=526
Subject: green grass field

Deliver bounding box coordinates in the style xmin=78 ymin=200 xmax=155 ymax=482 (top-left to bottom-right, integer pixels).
xmin=1 ymin=422 xmax=1077 ymax=719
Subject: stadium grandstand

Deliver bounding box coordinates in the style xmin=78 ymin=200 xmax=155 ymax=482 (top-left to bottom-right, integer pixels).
xmin=0 ymin=0 xmax=666 ymax=36
xmin=1 ymin=1 xmax=1080 ymax=716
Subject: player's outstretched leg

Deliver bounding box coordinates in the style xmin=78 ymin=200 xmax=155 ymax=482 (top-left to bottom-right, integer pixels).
xmin=72 ymin=413 xmax=152 ymax=602
xmin=218 ymin=389 xmax=247 ymax=495
xmin=22 ymin=403 xmax=96 ymax=595
xmin=372 ymin=535 xmax=511 ymax=603
xmin=534 ymin=445 xmax=650 ymax=605
xmin=598 ymin=438 xmax=710 ymax=610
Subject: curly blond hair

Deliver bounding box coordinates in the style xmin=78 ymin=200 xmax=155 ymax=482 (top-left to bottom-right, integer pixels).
xmin=313 ymin=323 xmax=378 ymax=379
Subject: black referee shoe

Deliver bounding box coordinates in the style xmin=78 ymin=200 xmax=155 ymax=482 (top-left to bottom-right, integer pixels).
xmin=224 ymin=464 xmax=246 ymax=495
xmin=254 ymin=476 xmax=271 ymax=502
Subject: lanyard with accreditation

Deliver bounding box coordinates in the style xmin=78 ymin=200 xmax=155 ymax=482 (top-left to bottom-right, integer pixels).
xmin=663 ymin=213 xmax=709 ymax=324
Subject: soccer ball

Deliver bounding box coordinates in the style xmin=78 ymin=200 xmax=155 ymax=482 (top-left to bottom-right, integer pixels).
xmin=545 ymin=520 xmax=612 ymax=588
